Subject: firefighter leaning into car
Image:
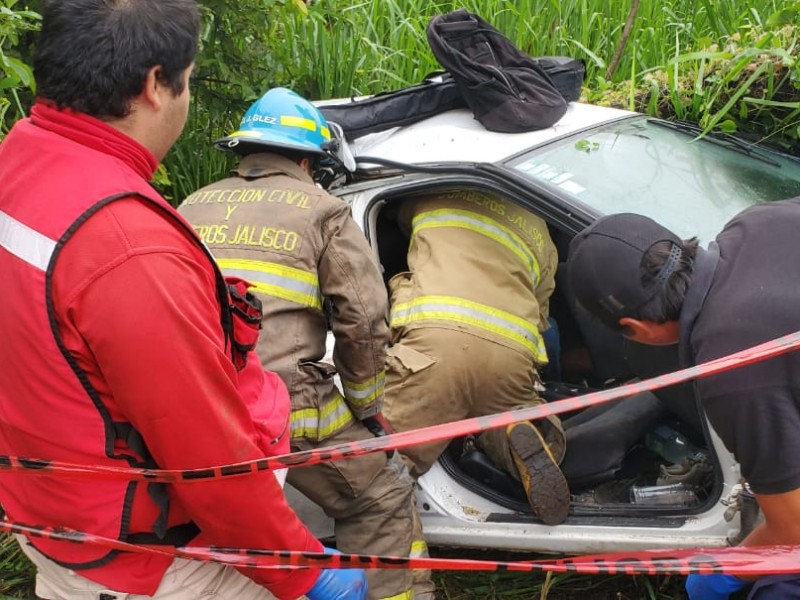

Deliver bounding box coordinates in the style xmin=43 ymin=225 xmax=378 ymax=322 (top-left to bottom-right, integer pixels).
xmin=382 ymin=191 xmax=571 ymax=526
xmin=0 ymin=2 xmax=365 ymax=600
xmin=179 ymin=88 xmax=434 ymax=600
xmin=566 ymin=209 xmax=800 ymax=600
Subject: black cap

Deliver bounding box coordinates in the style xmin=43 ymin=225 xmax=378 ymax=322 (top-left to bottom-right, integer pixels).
xmin=567 ymin=213 xmax=683 ymax=330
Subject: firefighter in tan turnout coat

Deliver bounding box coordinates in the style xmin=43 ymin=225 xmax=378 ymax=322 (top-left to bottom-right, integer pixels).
xmin=384 ymin=190 xmax=571 ymax=525
xmin=179 ymin=88 xmax=432 ymax=600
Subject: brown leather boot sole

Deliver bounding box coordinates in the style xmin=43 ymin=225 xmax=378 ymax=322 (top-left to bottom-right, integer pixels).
xmin=508 ymin=422 xmax=571 ymax=525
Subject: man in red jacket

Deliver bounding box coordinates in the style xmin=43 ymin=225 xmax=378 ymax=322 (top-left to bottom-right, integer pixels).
xmin=0 ymin=1 xmax=364 ymax=599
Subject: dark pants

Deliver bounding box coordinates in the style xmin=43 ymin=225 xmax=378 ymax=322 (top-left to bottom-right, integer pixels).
xmin=748 ymin=574 xmax=800 ymax=599
xmin=560 ymin=391 xmax=666 ymax=490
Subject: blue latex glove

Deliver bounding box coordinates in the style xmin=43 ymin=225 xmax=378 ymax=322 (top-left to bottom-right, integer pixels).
xmin=306 ymin=546 xmax=368 ymax=600
xmin=686 ymin=573 xmax=746 ymax=600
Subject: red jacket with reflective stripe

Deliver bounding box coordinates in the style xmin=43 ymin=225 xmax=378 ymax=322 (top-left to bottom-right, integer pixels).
xmin=0 ymin=102 xmax=321 ymax=597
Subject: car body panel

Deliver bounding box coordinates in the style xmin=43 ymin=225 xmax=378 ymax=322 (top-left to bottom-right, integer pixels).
xmin=417 ymin=465 xmax=739 ymax=554
xmin=348 ymin=103 xmax=633 ymax=167
xmin=286 ymin=100 xmax=800 ymax=554
xmin=415 ymin=426 xmax=743 ymax=553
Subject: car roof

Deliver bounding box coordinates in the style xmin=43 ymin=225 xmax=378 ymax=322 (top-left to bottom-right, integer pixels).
xmin=344 ymin=102 xmax=635 ymax=166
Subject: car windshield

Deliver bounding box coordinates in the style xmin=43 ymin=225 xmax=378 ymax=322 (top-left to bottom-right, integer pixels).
xmin=508 ymin=116 xmax=800 ymax=242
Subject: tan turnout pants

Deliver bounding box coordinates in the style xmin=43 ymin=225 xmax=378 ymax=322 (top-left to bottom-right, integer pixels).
xmin=287 ymin=420 xmax=429 ymax=600
xmin=384 ymin=328 xmax=565 ymax=479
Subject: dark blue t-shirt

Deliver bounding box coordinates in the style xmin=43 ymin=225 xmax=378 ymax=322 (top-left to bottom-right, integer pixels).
xmin=683 ymin=196 xmax=800 ymax=494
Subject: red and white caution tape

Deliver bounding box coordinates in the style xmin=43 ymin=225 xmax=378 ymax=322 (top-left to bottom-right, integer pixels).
xmin=4 ymin=332 xmax=800 ymax=577
xmin=1 ymin=330 xmax=799 ymax=483
xmin=3 ymin=519 xmax=800 ymax=576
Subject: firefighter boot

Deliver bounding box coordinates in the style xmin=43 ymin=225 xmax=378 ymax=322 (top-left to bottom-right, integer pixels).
xmin=507 ymin=421 xmax=570 ymax=525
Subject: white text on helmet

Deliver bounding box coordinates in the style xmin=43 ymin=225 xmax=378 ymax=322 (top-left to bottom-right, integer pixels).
xmin=243 ymin=114 xmax=278 ymax=125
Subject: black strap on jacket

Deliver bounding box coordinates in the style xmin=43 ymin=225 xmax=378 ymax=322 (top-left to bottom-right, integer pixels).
xmin=125 ymin=522 xmax=201 ymax=546
xmin=45 ymin=192 xmax=219 ymax=565
xmin=113 ymin=423 xmax=200 ymax=546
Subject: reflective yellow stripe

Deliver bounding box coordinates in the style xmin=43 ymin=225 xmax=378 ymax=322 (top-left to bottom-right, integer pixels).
xmin=280 ymin=115 xmax=331 ymax=140
xmin=290 ymin=393 xmax=354 ymax=440
xmin=411 ymin=209 xmax=540 ymax=285
xmin=341 ymin=371 xmax=385 ymax=408
xmin=379 ymin=591 xmax=414 ymax=600
xmin=217 ymin=258 xmax=323 ymax=310
xmin=391 ymin=295 xmax=548 ymax=363
xmin=410 ymin=539 xmax=429 ymax=558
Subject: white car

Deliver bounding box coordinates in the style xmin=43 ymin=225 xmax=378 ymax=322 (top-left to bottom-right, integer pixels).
xmin=286 ymin=101 xmax=800 ymax=555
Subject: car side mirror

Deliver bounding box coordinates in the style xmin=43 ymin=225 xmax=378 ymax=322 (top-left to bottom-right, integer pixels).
xmin=324 ymin=121 xmax=357 ymax=172
xmin=317 ymin=121 xmax=357 ymax=189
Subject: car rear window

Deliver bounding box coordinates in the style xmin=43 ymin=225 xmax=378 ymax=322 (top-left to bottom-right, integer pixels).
xmin=509 ymin=116 xmax=800 ymax=242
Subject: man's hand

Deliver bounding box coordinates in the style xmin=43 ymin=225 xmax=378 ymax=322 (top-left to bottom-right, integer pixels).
xmin=306 ymin=547 xmax=367 ymax=600
xmin=362 ymin=412 xmax=395 ymax=436
xmin=361 ymin=413 xmax=396 ymax=458
xmin=685 ymin=573 xmax=746 ymax=600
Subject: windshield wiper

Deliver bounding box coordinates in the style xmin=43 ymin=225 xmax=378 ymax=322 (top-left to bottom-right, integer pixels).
xmin=647 ymin=119 xmax=781 ymax=168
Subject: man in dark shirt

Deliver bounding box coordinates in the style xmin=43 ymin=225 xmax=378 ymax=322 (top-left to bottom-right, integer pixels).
xmin=565 ymin=202 xmax=800 ymax=600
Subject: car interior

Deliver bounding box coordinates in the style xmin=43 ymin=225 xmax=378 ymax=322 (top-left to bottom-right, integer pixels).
xmin=367 ymin=184 xmax=721 ymax=520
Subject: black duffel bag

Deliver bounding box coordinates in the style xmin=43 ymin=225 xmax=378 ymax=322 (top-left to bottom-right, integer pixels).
xmin=319 ymin=73 xmax=463 ymax=141
xmin=426 ymin=8 xmax=567 ymax=133
xmin=320 ymin=56 xmax=584 ymax=141
xmin=534 ymin=56 xmax=585 ymax=103
xmin=320 ymin=10 xmax=586 ymax=140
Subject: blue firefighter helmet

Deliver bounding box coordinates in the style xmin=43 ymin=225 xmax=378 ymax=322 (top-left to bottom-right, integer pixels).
xmin=215 ymin=87 xmax=331 ymax=156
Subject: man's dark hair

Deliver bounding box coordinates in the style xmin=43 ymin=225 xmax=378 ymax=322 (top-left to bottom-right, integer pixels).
xmin=280 ymin=148 xmax=323 ymax=174
xmin=236 ymin=145 xmax=323 ymax=173
xmin=34 ymin=0 xmax=201 ymax=118
xmin=631 ymin=238 xmax=699 ymax=323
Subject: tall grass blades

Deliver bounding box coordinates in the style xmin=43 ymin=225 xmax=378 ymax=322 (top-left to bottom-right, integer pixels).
xmin=160 ymin=0 xmax=800 ymax=202
xmin=3 ymin=1 xmax=800 ymax=597
xmin=276 ymin=0 xmax=797 ymax=98
xmin=0 ymin=533 xmax=34 ymax=599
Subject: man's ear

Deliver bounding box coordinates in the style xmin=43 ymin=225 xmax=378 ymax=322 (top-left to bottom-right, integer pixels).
xmin=618 ymin=317 xmax=679 ymax=345
xmin=141 ymin=66 xmax=164 ymax=111
xmin=298 ymin=157 xmax=314 ymax=176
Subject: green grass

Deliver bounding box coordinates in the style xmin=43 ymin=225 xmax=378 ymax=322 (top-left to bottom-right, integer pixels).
xmin=0 ymin=534 xmax=34 ymax=599
xmin=273 ymin=0 xmax=795 ymax=98
xmin=0 ymin=539 xmax=749 ymax=600
xmin=1 ymin=2 xmax=799 ymax=597
xmin=433 ymin=546 xmax=758 ymax=599
xmin=165 ymin=0 xmax=800 ymax=204
xmin=435 ymin=570 xmax=685 ymax=599
xmin=428 ymin=548 xmax=689 ymax=599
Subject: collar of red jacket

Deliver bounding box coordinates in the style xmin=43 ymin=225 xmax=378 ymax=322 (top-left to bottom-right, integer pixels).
xmin=29 ymin=100 xmax=159 ymax=181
